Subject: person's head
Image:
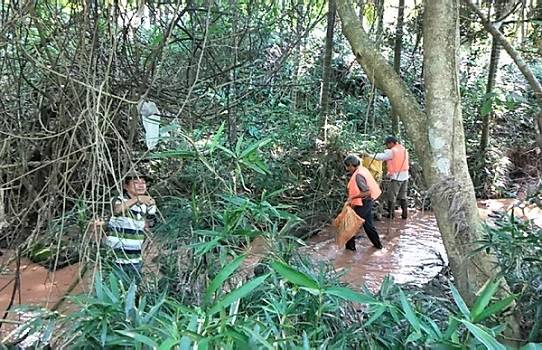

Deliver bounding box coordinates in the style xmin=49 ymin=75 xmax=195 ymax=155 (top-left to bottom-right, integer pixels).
xmin=384 ymin=136 xmax=399 ymax=149
xmin=344 ymin=154 xmax=360 ymax=174
xmin=123 ymin=171 xmax=148 ymax=196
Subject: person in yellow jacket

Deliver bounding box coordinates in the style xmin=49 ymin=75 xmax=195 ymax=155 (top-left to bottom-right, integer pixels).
xmin=344 ymin=154 xmax=384 ymax=251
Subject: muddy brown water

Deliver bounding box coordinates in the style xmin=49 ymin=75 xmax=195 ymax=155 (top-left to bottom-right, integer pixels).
xmin=301 ymin=209 xmax=446 ymax=292
xmin=0 ymin=199 xmax=540 ymax=335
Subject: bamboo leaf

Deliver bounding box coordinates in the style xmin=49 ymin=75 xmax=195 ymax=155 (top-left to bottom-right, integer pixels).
xmin=204 ymin=254 xmax=247 ymax=305
xmin=443 ymin=316 xmax=460 ymax=340
xmin=473 ymin=295 xmax=516 ymax=323
xmin=325 ymin=286 xmax=378 ymax=304
xmin=270 ymin=261 xmax=319 ymax=290
xmin=209 ymin=122 xmax=225 ymax=153
xmin=365 ymin=305 xmax=387 ymax=327
xmin=458 ymin=319 xmax=506 ymax=350
xmin=399 ymin=290 xmax=421 ymax=334
xmin=240 ymin=138 xmax=272 ymax=159
xmin=158 ymin=338 xmax=179 ymax=350
xmin=179 ymin=315 xmax=198 ymax=350
xmin=115 ymin=330 xmax=159 ymax=348
xmin=448 ymin=283 xmax=470 ymax=319
xmin=216 ymin=144 xmax=236 ymax=158
xmin=480 ymin=96 xmax=495 ymax=117
xmin=470 ymin=279 xmax=500 ymax=320
xmin=124 ymin=282 xmax=137 ymax=320
xmin=208 ymin=274 xmax=269 ymax=315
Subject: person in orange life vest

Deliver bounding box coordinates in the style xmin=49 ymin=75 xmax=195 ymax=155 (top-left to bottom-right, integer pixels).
xmin=344 ymin=154 xmax=384 ymax=251
xmin=371 ymin=136 xmax=409 ymax=219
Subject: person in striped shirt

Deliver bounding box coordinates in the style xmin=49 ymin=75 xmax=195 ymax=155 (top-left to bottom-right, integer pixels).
xmin=107 ymin=171 xmax=157 ymax=282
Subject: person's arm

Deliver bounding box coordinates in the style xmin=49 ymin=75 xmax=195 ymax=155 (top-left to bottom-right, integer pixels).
xmin=112 ymin=196 xmax=139 ymax=215
xmin=372 ymin=149 xmax=393 ymax=161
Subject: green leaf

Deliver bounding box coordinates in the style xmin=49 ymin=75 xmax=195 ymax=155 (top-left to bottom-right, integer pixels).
xmin=399 ymin=290 xmax=421 ymax=334
xmin=325 ymin=286 xmax=378 ymax=304
xmin=221 ymin=326 xmax=249 ymax=347
xmin=302 ymin=331 xmax=310 ymax=350
xmin=159 ymin=338 xmax=180 ymax=350
xmin=270 ymin=261 xmax=319 ymax=290
xmin=458 ymin=319 xmax=506 ymax=350
xmin=448 ymin=283 xmax=470 ymax=319
xmin=235 ymin=134 xmax=244 ymax=156
xmin=209 ymin=122 xmax=225 ymax=153
xmin=423 ymin=316 xmax=443 ymax=339
xmin=443 ymin=316 xmax=460 ymax=340
xmin=208 ymin=274 xmax=269 ymax=315
xmin=115 ymin=330 xmax=159 ymax=348
xmin=240 ymin=159 xmax=269 ymax=175
xmin=365 ymin=305 xmax=387 ymax=327
xmin=521 ymin=343 xmax=542 ymax=350
xmin=470 ymin=279 xmax=500 ymax=320
xmin=180 ymin=315 xmax=198 ymax=350
xmin=473 ymin=295 xmax=516 ymax=323
xmin=204 ymin=254 xmax=246 ymax=305
xmin=94 ymin=272 xmax=104 ymax=300
xmin=125 ymin=282 xmax=137 ymax=320
xmin=480 ymin=96 xmax=494 ymax=117
xmin=406 ymin=331 xmax=422 ymax=343
xmin=216 ymin=144 xmax=236 ymax=158
xmin=240 ymin=138 xmax=272 ymax=159
xmin=243 ymin=326 xmax=274 ymax=350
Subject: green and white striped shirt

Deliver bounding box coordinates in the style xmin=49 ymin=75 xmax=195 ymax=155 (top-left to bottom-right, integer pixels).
xmin=107 ymin=194 xmax=157 ymax=264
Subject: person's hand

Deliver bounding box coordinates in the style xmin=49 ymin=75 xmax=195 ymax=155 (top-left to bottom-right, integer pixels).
xmin=137 ymin=195 xmax=155 ymax=206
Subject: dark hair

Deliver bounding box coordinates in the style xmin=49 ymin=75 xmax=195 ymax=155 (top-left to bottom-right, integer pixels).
xmin=384 ymin=136 xmax=398 ymax=144
xmin=344 ymin=154 xmax=360 ymax=167
xmin=123 ymin=171 xmax=148 ymax=185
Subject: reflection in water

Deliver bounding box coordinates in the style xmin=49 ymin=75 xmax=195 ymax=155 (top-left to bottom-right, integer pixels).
xmin=301 ymin=209 xmax=448 ymax=292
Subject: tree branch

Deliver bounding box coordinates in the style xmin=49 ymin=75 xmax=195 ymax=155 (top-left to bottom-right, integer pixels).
xmin=464 ymin=0 xmax=542 ymax=149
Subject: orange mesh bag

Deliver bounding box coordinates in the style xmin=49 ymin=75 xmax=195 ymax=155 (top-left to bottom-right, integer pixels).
xmin=333 ymin=205 xmax=365 ymax=249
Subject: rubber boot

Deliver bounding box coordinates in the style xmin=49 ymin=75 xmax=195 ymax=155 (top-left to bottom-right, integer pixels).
xmin=385 ymin=201 xmax=395 ymax=219
xmin=400 ymin=199 xmax=408 ymax=219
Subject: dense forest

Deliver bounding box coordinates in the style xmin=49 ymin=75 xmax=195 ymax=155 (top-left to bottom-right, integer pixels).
xmin=0 ymin=0 xmax=541 ymax=348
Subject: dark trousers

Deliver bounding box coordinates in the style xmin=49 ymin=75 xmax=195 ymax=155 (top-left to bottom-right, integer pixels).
xmin=346 ymin=199 xmax=383 ymax=249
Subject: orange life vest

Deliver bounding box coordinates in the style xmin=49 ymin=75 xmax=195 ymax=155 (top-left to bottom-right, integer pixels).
xmin=386 ymin=144 xmax=409 ymax=176
xmin=347 ymin=166 xmax=382 ymax=206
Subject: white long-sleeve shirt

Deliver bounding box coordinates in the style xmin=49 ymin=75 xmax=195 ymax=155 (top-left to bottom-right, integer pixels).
xmin=374 ymin=150 xmax=410 ymax=181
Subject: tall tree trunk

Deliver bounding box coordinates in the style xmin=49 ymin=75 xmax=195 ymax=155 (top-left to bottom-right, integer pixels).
xmin=320 ymin=0 xmax=336 ymax=125
xmin=465 ymin=0 xmax=542 ymax=149
xmin=480 ymin=0 xmax=505 ymax=154
xmin=391 ymin=0 xmax=405 ymax=136
xmin=336 ymin=1 xmax=521 ymax=338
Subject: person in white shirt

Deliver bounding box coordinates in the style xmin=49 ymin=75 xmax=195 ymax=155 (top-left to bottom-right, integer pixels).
xmin=371 ymin=136 xmax=410 ymax=219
